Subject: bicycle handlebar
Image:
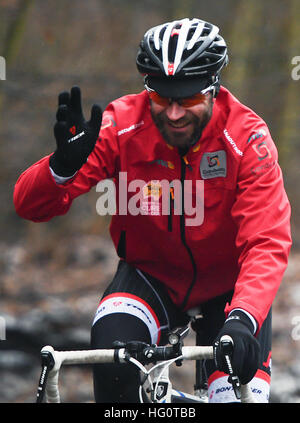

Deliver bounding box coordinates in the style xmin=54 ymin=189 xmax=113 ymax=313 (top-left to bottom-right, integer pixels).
xmin=36 ymin=342 xmax=258 ymax=404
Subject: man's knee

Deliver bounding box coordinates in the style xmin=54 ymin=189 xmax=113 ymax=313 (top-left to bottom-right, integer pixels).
xmin=91 ymin=312 xmax=151 ymax=402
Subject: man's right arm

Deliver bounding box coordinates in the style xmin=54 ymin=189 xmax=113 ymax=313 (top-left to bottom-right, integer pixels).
xmin=14 ymin=155 xmax=76 ymax=222
xmin=13 ymin=87 xmax=119 ymax=222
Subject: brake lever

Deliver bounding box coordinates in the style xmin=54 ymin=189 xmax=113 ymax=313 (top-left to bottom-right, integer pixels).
xmin=36 ymin=348 xmax=55 ymax=403
xmin=220 ymin=335 xmax=241 ymax=400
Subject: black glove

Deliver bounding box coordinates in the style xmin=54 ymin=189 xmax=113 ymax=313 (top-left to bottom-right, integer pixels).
xmin=213 ymin=310 xmax=260 ymax=384
xmin=50 ymin=86 xmax=102 ymax=176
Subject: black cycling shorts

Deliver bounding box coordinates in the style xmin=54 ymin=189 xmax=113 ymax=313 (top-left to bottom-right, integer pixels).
xmin=91 ymin=260 xmax=272 ymax=403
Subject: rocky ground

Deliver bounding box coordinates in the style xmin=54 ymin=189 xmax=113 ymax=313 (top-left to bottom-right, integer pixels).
xmin=0 ymin=234 xmax=300 ymax=403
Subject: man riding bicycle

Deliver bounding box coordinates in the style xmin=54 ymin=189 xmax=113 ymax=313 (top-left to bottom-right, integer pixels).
xmin=14 ymin=18 xmax=292 ymax=403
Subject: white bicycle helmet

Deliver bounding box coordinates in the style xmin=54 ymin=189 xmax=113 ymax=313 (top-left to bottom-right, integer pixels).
xmin=136 ymin=18 xmax=228 ymax=97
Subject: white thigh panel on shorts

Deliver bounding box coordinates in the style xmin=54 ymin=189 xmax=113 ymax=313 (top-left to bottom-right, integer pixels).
xmin=207 ymin=370 xmax=270 ymax=403
xmin=92 ymin=292 xmax=162 ymax=344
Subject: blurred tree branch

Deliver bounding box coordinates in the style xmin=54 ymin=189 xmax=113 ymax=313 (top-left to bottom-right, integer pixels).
xmin=0 ymin=0 xmax=35 ymax=116
xmin=171 ymin=0 xmax=195 ymax=19
xmin=2 ymin=0 xmax=35 ymax=63
xmin=225 ymin=0 xmax=263 ymax=101
xmin=277 ymin=0 xmax=300 ymax=165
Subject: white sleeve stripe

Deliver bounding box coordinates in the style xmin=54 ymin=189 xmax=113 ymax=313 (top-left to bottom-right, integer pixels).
xmin=228 ymin=308 xmax=258 ymax=334
xmin=49 ymin=167 xmax=77 ymax=185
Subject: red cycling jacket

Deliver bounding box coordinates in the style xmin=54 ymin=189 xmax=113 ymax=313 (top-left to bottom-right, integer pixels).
xmin=13 ymin=86 xmax=292 ymax=331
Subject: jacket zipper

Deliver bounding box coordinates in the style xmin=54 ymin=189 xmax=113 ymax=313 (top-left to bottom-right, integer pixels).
xmin=179 ymin=155 xmax=197 ymax=310
xmin=168 ymin=187 xmax=174 ymax=232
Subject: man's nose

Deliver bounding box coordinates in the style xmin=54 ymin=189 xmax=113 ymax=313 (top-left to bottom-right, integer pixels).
xmin=165 ymin=101 xmax=186 ymax=121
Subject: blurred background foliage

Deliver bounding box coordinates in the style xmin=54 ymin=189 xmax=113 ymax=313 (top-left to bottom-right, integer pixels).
xmin=0 ymin=0 xmax=299 ymax=257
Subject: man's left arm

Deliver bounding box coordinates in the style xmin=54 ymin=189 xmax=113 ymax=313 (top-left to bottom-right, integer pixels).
xmin=213 ymin=125 xmax=292 ymax=384
xmin=225 ymin=126 xmax=292 ymax=332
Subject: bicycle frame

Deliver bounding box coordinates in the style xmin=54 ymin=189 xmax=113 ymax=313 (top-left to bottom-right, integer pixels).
xmin=36 ymin=344 xmax=257 ymax=403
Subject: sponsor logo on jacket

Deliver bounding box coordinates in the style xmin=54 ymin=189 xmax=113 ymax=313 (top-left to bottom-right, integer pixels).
xmin=200 ymin=150 xmax=227 ymax=179
xmin=247 ymin=129 xmax=267 ymax=144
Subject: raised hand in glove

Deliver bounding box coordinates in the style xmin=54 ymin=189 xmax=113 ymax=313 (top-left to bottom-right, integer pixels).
xmin=50 ymin=86 xmax=102 ymax=176
xmin=213 ymin=310 xmax=260 ymax=385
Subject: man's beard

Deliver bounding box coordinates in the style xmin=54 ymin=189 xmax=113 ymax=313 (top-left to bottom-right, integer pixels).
xmin=151 ymin=98 xmax=213 ymax=150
